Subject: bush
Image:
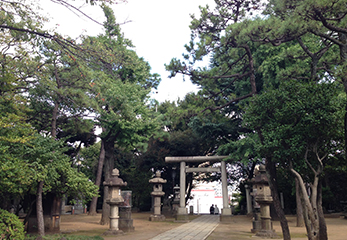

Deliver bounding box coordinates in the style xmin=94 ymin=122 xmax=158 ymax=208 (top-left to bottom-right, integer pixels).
xmin=0 ymin=208 xmax=25 ymax=240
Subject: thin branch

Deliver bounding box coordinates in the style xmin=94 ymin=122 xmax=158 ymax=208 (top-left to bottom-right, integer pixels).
xmin=0 ymin=25 xmax=82 ymax=53
xmin=202 ymin=92 xmax=254 ymax=113
xmin=208 ymin=72 xmax=251 ymax=99
xmin=314 ymin=9 xmax=347 ymax=34
xmin=251 ymin=32 xmax=305 ymax=46
xmin=50 ymin=0 xmax=132 ymax=26
xmin=201 ymin=44 xmax=256 ymax=113
xmin=49 ymin=0 xmax=103 ymax=26
xmin=310 ymin=30 xmax=343 ymax=46
xmin=297 ymin=37 xmax=313 ymax=58
xmin=304 ymin=146 xmax=317 ymax=176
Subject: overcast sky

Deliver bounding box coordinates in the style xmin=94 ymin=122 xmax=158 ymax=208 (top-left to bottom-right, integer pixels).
xmin=40 ymin=0 xmax=215 ymax=102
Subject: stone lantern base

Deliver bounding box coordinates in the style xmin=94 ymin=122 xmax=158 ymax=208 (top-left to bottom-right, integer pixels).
xmin=251 ymin=220 xmax=262 ymax=233
xmin=251 ymin=210 xmax=261 ymax=233
xmin=119 ymin=207 xmax=135 ymax=232
xmin=103 ymin=229 xmax=124 ymax=236
xmin=171 ymin=200 xmax=179 ymax=216
xmin=149 ymin=214 xmax=166 ymax=221
xmin=255 ymin=229 xmax=277 ymax=238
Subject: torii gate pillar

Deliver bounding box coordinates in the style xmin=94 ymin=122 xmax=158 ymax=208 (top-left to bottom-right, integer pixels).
xmin=220 ymin=161 xmax=232 ymax=221
xmin=176 ymin=161 xmax=189 ymax=222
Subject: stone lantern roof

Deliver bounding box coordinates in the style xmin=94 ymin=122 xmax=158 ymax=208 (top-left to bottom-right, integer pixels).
xmin=149 ymin=170 xmax=166 ymax=197
xmin=149 ymin=170 xmax=167 ymax=184
xmin=252 ymin=165 xmax=269 ymax=185
xmin=103 ymin=168 xmax=128 ymax=187
xmin=103 ymin=168 xmax=127 ymax=205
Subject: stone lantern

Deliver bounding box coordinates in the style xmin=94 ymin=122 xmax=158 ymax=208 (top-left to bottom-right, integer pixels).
xmin=103 ymin=168 xmax=127 ymax=235
xmin=149 ymin=170 xmax=167 ymax=221
xmin=171 ymin=184 xmax=180 ymax=216
xmin=251 ymin=165 xmax=277 ymax=238
xmin=250 ymin=181 xmax=261 ymax=233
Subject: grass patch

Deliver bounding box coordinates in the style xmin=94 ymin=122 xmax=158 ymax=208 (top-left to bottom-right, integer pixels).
xmin=64 ymin=229 xmax=106 ymax=237
xmin=25 ymin=234 xmax=103 ymax=240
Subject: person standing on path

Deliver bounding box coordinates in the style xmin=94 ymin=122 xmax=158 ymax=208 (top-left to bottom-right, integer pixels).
xmin=214 ymin=205 xmax=219 ymax=215
xmin=210 ymin=204 xmax=215 ymax=215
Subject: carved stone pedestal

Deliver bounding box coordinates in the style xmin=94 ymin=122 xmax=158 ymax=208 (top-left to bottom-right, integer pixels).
xmin=119 ymin=207 xmax=134 ymax=232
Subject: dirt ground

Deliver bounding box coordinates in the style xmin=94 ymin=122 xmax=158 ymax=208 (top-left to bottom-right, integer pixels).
xmin=60 ymin=212 xmax=189 ymax=240
xmin=59 ymin=212 xmax=347 ymax=240
xmin=207 ymin=214 xmax=347 ymax=240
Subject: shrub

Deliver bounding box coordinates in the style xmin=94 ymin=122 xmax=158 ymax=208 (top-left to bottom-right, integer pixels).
xmin=0 ymin=208 xmax=25 ymax=240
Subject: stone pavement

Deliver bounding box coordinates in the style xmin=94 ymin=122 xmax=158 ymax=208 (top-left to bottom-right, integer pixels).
xmin=149 ymin=215 xmax=220 ymax=240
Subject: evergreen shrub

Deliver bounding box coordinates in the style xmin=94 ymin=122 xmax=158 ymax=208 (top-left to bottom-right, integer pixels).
xmin=0 ymin=208 xmax=25 ymax=240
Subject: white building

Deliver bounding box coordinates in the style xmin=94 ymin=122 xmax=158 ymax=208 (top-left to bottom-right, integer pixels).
xmin=188 ymin=181 xmax=236 ymax=214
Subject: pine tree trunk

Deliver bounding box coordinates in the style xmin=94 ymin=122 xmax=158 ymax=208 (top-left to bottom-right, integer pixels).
xmin=265 ymin=159 xmax=291 ymax=240
xmin=100 ymin=139 xmax=115 ymax=225
xmin=295 ymin=178 xmax=304 ymax=227
xmin=36 ymin=181 xmax=44 ymax=239
xmin=257 ymin=129 xmax=291 ymax=239
xmin=89 ymin=139 xmax=105 ymax=216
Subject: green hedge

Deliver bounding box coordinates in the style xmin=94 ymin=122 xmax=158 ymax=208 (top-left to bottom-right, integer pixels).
xmin=0 ymin=209 xmax=25 ymax=240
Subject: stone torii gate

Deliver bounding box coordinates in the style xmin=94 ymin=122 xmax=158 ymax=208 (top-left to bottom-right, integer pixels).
xmin=165 ymin=156 xmax=232 ymax=222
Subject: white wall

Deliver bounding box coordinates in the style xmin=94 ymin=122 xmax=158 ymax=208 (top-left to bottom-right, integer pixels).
xmin=188 ymin=182 xmax=226 ymax=214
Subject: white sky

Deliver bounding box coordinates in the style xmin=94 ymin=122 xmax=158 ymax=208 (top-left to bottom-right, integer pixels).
xmin=40 ymin=0 xmax=215 ymax=103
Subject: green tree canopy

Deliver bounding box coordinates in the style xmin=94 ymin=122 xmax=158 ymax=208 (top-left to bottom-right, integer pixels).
xmin=244 ymin=80 xmax=344 ymax=240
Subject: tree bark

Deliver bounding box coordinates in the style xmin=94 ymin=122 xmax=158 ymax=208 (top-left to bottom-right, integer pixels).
xmin=51 ymin=65 xmax=61 ymax=139
xmin=265 ymin=159 xmax=291 ymax=240
xmin=36 ymin=181 xmax=44 ymax=239
xmin=290 ymin=168 xmax=319 ymax=240
xmin=51 ymin=102 xmax=59 ymax=138
xmin=344 ymin=103 xmax=347 ymax=160
xmin=89 ymin=139 xmax=105 ymax=216
xmin=257 ymin=129 xmax=291 ymax=239
xmin=317 ymin=181 xmax=328 ymax=240
xmin=310 ymin=173 xmax=319 ymax=215
xmin=100 ymin=139 xmax=115 ymax=225
xmin=295 ymin=178 xmax=304 ymax=227
xmin=100 ymin=185 xmax=110 ymax=225
xmin=339 ymin=33 xmax=347 ymax=161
